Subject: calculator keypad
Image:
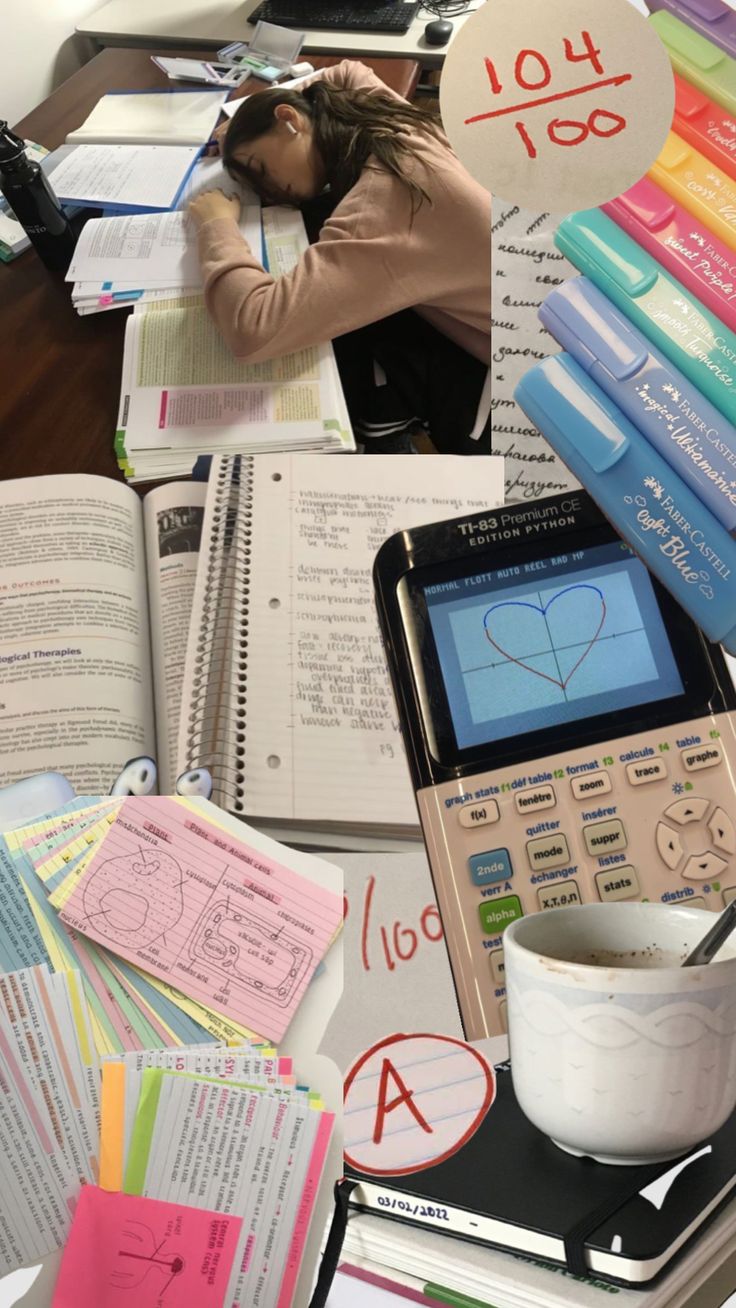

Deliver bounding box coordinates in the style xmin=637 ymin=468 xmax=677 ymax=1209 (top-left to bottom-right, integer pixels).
xmin=417 ymin=711 xmax=736 ymax=1040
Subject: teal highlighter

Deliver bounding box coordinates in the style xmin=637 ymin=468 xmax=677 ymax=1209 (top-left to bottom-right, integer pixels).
xmin=555 ymin=209 xmax=736 ymax=426
xmin=650 ymin=9 xmax=736 ymax=116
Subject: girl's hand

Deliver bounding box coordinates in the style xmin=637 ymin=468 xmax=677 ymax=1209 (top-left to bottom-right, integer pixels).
xmin=205 ymin=120 xmax=230 ymax=157
xmin=189 ymin=189 xmax=241 ymax=227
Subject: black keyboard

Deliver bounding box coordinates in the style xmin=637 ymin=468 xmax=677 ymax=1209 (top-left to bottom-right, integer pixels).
xmin=249 ymin=0 xmax=419 ymax=32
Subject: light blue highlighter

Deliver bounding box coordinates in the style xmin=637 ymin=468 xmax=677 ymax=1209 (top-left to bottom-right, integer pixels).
xmin=555 ymin=208 xmax=736 ymax=427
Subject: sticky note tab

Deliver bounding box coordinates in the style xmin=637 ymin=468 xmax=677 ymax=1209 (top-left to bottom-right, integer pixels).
xmin=51 ymin=1186 xmax=242 ymax=1307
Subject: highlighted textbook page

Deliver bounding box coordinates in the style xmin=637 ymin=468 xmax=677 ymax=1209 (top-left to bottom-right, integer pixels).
xmin=116 ymin=208 xmax=354 ymax=480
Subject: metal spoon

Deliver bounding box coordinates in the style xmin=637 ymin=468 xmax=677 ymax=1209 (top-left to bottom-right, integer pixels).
xmin=682 ymin=899 xmax=736 ymax=967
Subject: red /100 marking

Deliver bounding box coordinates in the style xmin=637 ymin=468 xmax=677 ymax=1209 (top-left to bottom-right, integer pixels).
xmin=344 ymin=875 xmax=444 ymax=974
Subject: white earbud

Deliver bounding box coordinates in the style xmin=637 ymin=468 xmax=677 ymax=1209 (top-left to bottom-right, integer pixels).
xmin=175 ymin=767 xmax=214 ymax=799
xmin=110 ymin=756 xmax=158 ymax=796
xmin=285 ymin=122 xmax=298 ymax=136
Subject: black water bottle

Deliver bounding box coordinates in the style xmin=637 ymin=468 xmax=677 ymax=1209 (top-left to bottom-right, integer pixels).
xmin=0 ymin=122 xmax=77 ymax=272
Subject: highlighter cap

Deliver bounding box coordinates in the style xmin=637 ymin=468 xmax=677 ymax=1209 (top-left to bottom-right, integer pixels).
xmin=555 ymin=210 xmax=658 ymax=298
xmin=607 ymin=176 xmax=677 ymax=235
xmin=514 ymin=354 xmax=630 ymax=474
xmin=539 ymin=277 xmax=649 ymax=382
xmin=650 ymin=8 xmax=726 ymax=71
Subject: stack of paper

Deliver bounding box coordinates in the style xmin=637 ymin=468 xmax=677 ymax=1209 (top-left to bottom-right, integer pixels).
xmin=115 ymin=207 xmax=355 ymax=480
xmin=0 ymin=964 xmax=99 ymax=1274
xmin=1 ymin=792 xmax=343 ymax=1053
xmin=99 ymin=1057 xmax=335 ymax=1307
xmin=343 ymin=1205 xmax=736 ymax=1308
xmin=66 ymin=158 xmax=261 ymax=315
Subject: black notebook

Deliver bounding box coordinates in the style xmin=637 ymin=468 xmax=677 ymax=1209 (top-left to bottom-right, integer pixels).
xmin=346 ymin=1062 xmax=736 ymax=1287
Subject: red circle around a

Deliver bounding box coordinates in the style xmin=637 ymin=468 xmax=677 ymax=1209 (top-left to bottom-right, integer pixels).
xmin=343 ymin=1032 xmax=496 ymax=1177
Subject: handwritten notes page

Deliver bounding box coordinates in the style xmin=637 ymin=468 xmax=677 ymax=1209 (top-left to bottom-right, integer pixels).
xmin=51 ymin=1186 xmax=242 ymax=1308
xmin=183 ymin=455 xmax=504 ymax=833
xmin=58 ymin=796 xmax=343 ymax=1042
xmin=50 ymin=144 xmax=201 ymax=211
xmin=492 ymin=202 xmax=581 ymax=502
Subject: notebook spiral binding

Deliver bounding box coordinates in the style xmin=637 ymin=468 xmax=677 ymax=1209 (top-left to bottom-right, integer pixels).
xmin=184 ymin=454 xmax=253 ymax=814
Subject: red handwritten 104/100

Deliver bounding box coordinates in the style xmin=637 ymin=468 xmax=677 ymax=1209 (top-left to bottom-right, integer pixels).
xmin=465 ymin=31 xmax=632 ymax=160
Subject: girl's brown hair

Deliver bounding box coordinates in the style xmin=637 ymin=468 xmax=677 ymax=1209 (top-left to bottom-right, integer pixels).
xmin=223 ymin=79 xmax=443 ymax=209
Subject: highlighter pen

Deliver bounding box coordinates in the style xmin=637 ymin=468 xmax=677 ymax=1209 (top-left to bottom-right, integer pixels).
xmin=514 ymin=354 xmax=736 ymax=652
xmin=672 ymin=72 xmax=736 ymax=179
xmin=647 ymin=0 xmax=736 ymax=60
xmin=602 ymin=176 xmax=736 ymax=330
xmin=650 ymin=9 xmax=736 ymax=115
xmin=539 ymin=276 xmax=736 ymax=534
xmin=649 ymin=131 xmax=736 ymax=251
xmin=555 ymin=208 xmax=736 ymax=424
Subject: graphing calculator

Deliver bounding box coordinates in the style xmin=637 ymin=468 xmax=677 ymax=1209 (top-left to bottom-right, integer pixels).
xmin=373 ymin=492 xmax=736 ymax=1041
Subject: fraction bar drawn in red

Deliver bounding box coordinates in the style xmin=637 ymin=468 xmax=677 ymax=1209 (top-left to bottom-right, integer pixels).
xmin=464 ymin=72 xmax=632 ymax=125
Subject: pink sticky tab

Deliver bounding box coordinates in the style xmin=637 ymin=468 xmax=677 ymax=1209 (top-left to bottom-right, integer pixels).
xmin=52 ymin=1187 xmax=242 ymax=1308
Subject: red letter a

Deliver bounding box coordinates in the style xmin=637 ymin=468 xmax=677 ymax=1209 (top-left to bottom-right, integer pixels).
xmin=372 ymin=1058 xmax=433 ymax=1145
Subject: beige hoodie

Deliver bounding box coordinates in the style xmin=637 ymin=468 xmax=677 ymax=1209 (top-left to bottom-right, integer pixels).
xmin=197 ymin=60 xmax=491 ymax=365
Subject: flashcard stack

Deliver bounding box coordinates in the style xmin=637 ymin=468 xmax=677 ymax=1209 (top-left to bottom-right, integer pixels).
xmin=0 ymin=794 xmax=342 ymax=1053
xmin=0 ymin=965 xmax=99 ymax=1274
xmin=100 ymin=1058 xmax=334 ymax=1308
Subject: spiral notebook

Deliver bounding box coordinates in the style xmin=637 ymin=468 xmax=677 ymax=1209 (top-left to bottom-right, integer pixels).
xmin=177 ymin=454 xmax=503 ymax=844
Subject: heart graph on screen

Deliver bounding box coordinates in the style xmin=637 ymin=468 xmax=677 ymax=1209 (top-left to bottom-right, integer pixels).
xmin=483 ymin=583 xmax=606 ymax=691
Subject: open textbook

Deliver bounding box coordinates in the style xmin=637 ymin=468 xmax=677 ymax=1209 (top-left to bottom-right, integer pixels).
xmin=116 ymin=207 xmax=354 ymax=480
xmin=0 ymin=474 xmax=206 ymax=796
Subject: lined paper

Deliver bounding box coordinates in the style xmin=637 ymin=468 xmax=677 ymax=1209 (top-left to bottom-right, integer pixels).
xmin=59 ymin=796 xmax=342 ymax=1041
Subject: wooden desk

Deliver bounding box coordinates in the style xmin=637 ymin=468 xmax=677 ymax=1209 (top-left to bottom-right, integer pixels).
xmin=0 ymin=47 xmax=420 ymax=483
xmin=78 ymin=0 xmax=483 ymax=70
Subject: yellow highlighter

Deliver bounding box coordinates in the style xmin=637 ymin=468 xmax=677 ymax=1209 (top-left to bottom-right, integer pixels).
xmin=650 ymin=9 xmax=736 ymax=115
xmin=649 ymin=130 xmax=736 ymax=251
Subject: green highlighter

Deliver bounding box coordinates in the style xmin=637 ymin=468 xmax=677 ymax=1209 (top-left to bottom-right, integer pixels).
xmin=555 ymin=207 xmax=736 ymax=427
xmin=650 ymin=9 xmax=736 ymax=115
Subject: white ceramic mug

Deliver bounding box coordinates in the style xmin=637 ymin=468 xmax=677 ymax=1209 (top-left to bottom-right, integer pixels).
xmin=503 ymin=902 xmax=736 ymax=1165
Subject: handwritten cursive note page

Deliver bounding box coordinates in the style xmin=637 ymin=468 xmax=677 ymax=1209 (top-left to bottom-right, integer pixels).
xmin=492 ymin=203 xmax=581 ymax=503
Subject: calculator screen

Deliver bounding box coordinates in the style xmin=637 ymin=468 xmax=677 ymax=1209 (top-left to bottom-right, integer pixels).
xmin=423 ymin=541 xmax=683 ymax=751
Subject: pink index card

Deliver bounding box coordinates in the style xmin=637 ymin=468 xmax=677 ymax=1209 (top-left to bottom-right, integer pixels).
xmin=52 ymin=1186 xmax=242 ymax=1308
xmin=59 ymin=797 xmax=343 ymax=1042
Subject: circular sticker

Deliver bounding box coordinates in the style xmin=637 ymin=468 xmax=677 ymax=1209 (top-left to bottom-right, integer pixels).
xmin=439 ymin=0 xmax=675 ymax=211
xmin=343 ymin=1033 xmax=495 ymax=1177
